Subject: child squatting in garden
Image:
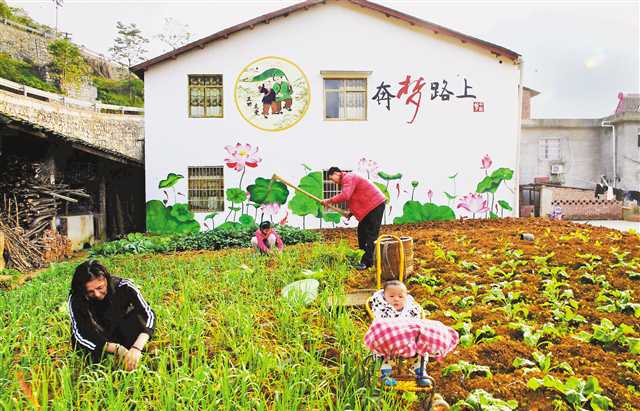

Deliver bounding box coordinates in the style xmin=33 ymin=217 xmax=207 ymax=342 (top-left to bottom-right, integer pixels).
xmin=365 ymin=280 xmax=459 ymax=388
xmin=251 ymin=221 xmax=284 ymax=254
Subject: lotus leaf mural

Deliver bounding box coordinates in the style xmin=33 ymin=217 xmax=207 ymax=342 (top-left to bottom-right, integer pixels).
xmin=146 ymin=153 xmax=514 ymax=234
xmin=146 ymin=172 xmax=200 ymax=234
xmin=247 ymin=178 xmax=290 ymax=205
xmin=394 ymin=201 xmax=456 ymax=224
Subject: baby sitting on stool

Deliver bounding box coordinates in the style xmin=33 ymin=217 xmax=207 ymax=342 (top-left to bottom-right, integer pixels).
xmin=365 ymin=280 xmax=459 ymax=388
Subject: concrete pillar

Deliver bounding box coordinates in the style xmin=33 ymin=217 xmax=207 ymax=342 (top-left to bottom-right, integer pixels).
xmin=115 ymin=191 xmax=124 ymax=235
xmin=96 ymin=176 xmax=106 ymax=241
xmin=97 ymin=161 xmax=108 ymax=241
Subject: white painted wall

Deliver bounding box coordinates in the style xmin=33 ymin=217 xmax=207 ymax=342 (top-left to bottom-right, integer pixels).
xmin=144 ymin=2 xmax=521 ymax=229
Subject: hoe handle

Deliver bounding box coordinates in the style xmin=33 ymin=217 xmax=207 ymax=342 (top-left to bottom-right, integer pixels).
xmin=272 ymin=174 xmax=349 ymax=217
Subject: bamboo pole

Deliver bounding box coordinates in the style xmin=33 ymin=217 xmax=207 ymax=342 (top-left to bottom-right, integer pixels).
xmin=271 ymin=174 xmax=349 ymax=217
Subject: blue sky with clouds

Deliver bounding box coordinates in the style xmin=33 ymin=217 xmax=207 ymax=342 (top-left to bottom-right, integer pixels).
xmin=8 ymin=0 xmax=639 ymax=118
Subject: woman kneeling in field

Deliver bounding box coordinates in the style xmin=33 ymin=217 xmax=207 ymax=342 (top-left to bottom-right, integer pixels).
xmin=68 ymin=260 xmax=155 ymax=370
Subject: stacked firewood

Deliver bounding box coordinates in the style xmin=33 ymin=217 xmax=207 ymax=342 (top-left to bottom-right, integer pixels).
xmin=0 ymin=156 xmax=90 ymax=240
xmin=0 ymin=218 xmax=44 ymax=272
xmin=0 ymin=156 xmax=89 ymax=271
xmin=41 ymin=229 xmax=72 ymax=263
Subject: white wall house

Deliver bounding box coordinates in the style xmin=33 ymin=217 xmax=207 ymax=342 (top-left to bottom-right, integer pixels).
xmin=521 ymin=92 xmax=640 ymax=191
xmin=133 ymin=0 xmax=523 ymax=233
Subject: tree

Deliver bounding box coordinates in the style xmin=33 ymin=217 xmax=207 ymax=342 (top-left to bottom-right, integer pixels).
xmin=109 ymin=21 xmax=149 ymax=100
xmin=156 ymin=17 xmax=192 ymax=52
xmin=0 ymin=1 xmax=12 ymax=20
xmin=47 ymin=38 xmax=89 ymax=92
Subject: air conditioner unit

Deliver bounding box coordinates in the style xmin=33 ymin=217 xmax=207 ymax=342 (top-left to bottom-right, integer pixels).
xmin=550 ymin=164 xmax=565 ymax=175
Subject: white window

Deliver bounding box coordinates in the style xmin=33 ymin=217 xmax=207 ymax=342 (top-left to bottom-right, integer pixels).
xmin=189 ymin=75 xmax=223 ymax=118
xmin=188 ymin=166 xmax=224 ymax=212
xmin=323 ymin=169 xmax=351 ymax=210
xmin=321 ymin=71 xmax=370 ymax=121
xmin=539 ymin=138 xmax=561 ymax=161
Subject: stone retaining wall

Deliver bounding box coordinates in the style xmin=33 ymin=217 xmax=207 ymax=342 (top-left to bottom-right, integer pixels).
xmin=0 ymin=89 xmax=143 ymax=162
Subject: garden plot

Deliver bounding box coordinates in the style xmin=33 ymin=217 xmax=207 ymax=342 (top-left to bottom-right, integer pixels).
xmin=1 ymin=218 xmax=639 ymax=410
xmin=328 ymin=218 xmax=640 ymax=410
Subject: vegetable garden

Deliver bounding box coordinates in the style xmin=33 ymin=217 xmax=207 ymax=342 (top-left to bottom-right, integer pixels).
xmin=1 ymin=218 xmax=639 ymax=410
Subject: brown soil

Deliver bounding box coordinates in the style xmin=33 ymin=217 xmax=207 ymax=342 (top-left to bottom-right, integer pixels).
xmin=321 ymin=218 xmax=640 ymax=410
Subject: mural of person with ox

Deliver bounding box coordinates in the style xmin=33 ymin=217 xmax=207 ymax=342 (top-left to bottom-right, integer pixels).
xmin=258 ymin=79 xmax=276 ymax=119
xmin=235 ymin=56 xmax=310 ymax=132
xmin=253 ymin=68 xmax=293 ymax=115
xmin=272 ymin=73 xmax=293 ymax=113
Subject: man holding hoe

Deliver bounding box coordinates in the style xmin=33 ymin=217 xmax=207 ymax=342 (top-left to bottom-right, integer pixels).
xmin=321 ymin=167 xmax=386 ymax=270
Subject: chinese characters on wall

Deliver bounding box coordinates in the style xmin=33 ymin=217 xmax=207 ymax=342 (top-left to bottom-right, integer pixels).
xmin=372 ymin=76 xmax=481 ymax=124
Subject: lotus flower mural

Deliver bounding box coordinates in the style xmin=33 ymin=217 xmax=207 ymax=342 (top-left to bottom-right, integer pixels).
xmin=456 ymin=193 xmax=490 ymax=217
xmin=145 ymin=151 xmax=514 ymax=234
xmin=222 ymin=143 xmax=265 ymax=222
xmin=480 ymin=154 xmax=493 ymax=171
xmin=260 ymin=203 xmax=281 ymax=222
xmin=358 ymin=158 xmax=380 ymax=180
xmin=224 ymin=143 xmax=261 ymax=173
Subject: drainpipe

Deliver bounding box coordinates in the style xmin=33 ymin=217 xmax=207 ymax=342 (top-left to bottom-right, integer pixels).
xmin=515 ymin=57 xmax=524 ymax=216
xmin=601 ymin=121 xmax=616 ymax=188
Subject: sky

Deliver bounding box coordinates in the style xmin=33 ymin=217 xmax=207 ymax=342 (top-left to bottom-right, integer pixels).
xmin=7 ymin=0 xmax=639 ymax=118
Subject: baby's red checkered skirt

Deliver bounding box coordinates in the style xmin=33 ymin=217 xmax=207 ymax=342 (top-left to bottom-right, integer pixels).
xmin=365 ymin=318 xmax=459 ymax=360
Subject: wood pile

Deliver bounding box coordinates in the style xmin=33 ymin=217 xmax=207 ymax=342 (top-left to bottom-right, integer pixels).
xmin=0 ymin=156 xmax=89 ymax=271
xmin=41 ymin=229 xmax=72 ymax=263
xmin=0 ymin=218 xmax=44 ymax=272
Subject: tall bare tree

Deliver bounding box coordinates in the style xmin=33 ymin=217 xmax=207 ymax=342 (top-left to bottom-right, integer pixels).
xmin=109 ymin=21 xmax=149 ymax=100
xmin=156 ymin=17 xmax=192 ymax=52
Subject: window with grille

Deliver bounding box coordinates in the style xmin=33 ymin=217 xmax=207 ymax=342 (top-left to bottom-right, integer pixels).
xmin=188 ymin=166 xmax=224 ymax=212
xmin=323 ymin=169 xmax=351 ymax=210
xmin=323 ymin=75 xmax=368 ymax=121
xmin=189 ymin=75 xmax=223 ymax=118
xmin=538 ymin=138 xmax=561 ymax=161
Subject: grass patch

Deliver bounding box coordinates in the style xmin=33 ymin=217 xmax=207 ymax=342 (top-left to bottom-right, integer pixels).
xmin=93 ymin=76 xmax=144 ymax=107
xmin=0 ymin=242 xmax=414 ymax=409
xmin=0 ymin=1 xmax=54 ymax=33
xmin=0 ymin=52 xmax=58 ymax=93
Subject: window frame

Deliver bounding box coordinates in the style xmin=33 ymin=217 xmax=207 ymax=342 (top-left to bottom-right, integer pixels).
xmin=321 ymin=71 xmax=371 ymax=122
xmin=538 ymin=138 xmax=561 ymax=161
xmin=322 ymin=169 xmax=351 ymax=211
xmin=187 ymin=166 xmax=225 ymax=212
xmin=188 ymin=74 xmax=224 ymax=119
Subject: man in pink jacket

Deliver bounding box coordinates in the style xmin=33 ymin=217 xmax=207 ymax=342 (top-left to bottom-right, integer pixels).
xmin=321 ymin=166 xmax=386 ymax=270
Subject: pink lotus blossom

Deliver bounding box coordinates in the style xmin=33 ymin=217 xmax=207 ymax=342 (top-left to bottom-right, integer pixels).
xmin=480 ymin=154 xmax=492 ymax=170
xmin=358 ymin=158 xmax=380 ymax=178
xmin=279 ymin=211 xmax=289 ymax=226
xmin=260 ymin=203 xmax=281 ymax=216
xmin=224 ymin=143 xmax=261 ymax=172
xmin=427 ymin=189 xmax=433 ymax=203
xmin=457 ymin=193 xmax=489 ymax=215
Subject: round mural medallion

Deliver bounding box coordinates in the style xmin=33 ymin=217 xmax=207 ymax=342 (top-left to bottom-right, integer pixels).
xmin=234 ymin=56 xmax=310 ymax=132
